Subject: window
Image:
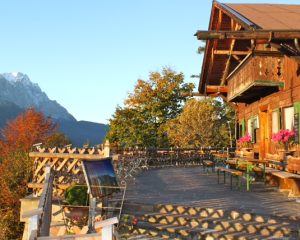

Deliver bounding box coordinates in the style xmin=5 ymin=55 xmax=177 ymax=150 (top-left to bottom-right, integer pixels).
xmin=252 ymin=116 xmax=259 ymax=143
xmin=247 ymin=116 xmax=258 ymax=143
xmin=272 ymin=110 xmax=280 ymax=133
xmin=247 ymin=119 xmax=252 ymax=136
xmin=284 ymin=107 xmax=294 ymax=130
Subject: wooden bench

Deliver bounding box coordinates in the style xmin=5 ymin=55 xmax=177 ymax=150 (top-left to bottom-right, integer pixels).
xmin=270 ymin=170 xmax=300 ymax=197
xmin=225 ymin=158 xmax=238 ymax=167
xmin=264 ymin=153 xmax=284 ymax=170
xmin=287 ymin=157 xmax=300 ymax=174
xmin=202 ymin=160 xmax=215 ymax=172
xmin=216 ymin=167 xmax=243 ymax=190
xmin=235 ymin=150 xmax=254 ymax=159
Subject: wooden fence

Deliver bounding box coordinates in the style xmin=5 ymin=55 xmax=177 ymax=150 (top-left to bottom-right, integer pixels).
xmin=28 ymin=144 xmax=233 ymax=196
xmin=29 ymin=143 xmax=110 ymax=197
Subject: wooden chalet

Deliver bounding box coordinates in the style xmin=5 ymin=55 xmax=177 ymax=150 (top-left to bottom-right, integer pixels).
xmin=196 ymin=1 xmax=300 ymax=159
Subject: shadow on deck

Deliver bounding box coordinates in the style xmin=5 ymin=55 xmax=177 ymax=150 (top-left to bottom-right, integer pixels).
xmin=121 ymin=166 xmax=300 ymax=239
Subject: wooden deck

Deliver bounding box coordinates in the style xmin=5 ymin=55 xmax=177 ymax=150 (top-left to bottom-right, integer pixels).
xmin=125 ymin=166 xmax=300 ymax=219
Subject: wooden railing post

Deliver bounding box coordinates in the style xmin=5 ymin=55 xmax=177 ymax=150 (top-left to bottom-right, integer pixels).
xmin=22 ymin=165 xmax=53 ymax=239
xmin=94 ymin=217 xmax=119 ymax=240
xmin=104 ymin=140 xmax=110 ymax=157
xmin=39 ymin=165 xmax=53 ymax=237
xmin=28 ymin=215 xmax=38 ymax=240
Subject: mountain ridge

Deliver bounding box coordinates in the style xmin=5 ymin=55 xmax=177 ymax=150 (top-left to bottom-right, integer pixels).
xmin=0 ymin=72 xmax=108 ymax=146
xmin=0 ymin=72 xmax=75 ymax=121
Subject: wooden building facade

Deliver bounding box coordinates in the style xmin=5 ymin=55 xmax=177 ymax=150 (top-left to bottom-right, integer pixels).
xmin=196 ymin=1 xmax=300 ymax=159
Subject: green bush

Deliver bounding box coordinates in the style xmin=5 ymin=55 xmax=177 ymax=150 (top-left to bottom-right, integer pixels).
xmin=65 ymin=185 xmax=88 ymax=206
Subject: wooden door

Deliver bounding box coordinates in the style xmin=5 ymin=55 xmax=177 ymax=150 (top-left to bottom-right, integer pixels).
xmin=259 ymin=110 xmax=269 ymax=159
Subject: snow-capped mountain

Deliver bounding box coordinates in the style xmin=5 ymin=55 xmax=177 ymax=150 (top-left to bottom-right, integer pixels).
xmin=0 ymin=72 xmax=109 ymax=146
xmin=0 ymin=72 xmax=75 ymax=121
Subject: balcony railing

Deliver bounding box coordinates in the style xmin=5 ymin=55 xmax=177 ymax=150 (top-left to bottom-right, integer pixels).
xmin=227 ymin=54 xmax=284 ymax=103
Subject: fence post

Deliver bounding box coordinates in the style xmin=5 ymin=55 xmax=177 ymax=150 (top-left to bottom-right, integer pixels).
xmin=27 ymin=215 xmax=38 ymax=240
xmin=104 ymin=140 xmax=110 ymax=157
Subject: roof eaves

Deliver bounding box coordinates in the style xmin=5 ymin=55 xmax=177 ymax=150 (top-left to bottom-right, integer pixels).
xmin=217 ymin=3 xmax=258 ymax=30
xmin=198 ymin=0 xmax=217 ymax=93
xmin=198 ymin=1 xmax=259 ymax=93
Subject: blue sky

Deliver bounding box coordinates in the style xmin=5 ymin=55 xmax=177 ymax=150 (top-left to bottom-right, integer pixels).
xmin=0 ymin=0 xmax=298 ymax=124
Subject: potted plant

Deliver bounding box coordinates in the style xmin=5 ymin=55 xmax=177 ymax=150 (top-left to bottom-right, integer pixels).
xmin=63 ymin=185 xmax=89 ymax=231
xmin=237 ymin=133 xmax=253 ymax=151
xmin=272 ymin=129 xmax=295 ymax=166
xmin=271 ymin=129 xmax=295 ymax=151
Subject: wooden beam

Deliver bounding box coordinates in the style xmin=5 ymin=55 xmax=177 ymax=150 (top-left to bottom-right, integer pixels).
xmin=195 ymin=30 xmax=300 ymax=40
xmin=206 ymin=8 xmax=223 ymax=87
xmin=206 ymin=85 xmax=228 ymax=93
xmin=220 ymin=24 xmax=241 ymax=86
xmin=22 ymin=208 xmax=43 ymax=219
xmin=95 ymin=217 xmax=118 ymax=229
xmin=38 ymin=233 xmax=102 ymax=240
xmin=29 ymin=152 xmax=107 ymax=160
xmin=28 ymin=182 xmax=71 ymax=190
xmin=215 ymin=3 xmax=254 ymax=30
xmin=214 ymin=50 xmax=250 ymax=55
xmin=181 ymin=92 xmax=204 ymax=97
xmin=226 ymin=52 xmax=252 ymax=81
xmin=232 ymin=55 xmax=241 ymax=62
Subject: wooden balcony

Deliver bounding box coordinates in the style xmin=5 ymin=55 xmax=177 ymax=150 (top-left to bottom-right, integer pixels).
xmin=227 ymin=54 xmax=285 ymax=103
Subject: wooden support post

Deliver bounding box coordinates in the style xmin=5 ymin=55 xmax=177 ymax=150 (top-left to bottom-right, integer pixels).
xmin=28 ymin=216 xmax=38 ymax=240
xmin=104 ymin=140 xmax=110 ymax=157
xmin=95 ymin=217 xmax=118 ymax=240
xmin=220 ymin=24 xmax=241 ymax=86
xmin=87 ymin=197 xmax=96 ymax=233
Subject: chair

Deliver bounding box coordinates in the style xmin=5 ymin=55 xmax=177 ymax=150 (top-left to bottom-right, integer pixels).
xmin=82 ymin=157 xmax=126 ymax=233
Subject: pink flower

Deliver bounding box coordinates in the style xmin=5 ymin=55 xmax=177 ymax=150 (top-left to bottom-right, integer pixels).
xmin=283 ymin=136 xmax=289 ymax=142
xmin=238 ymin=133 xmax=252 ymax=147
xmin=271 ymin=129 xmax=295 ymax=145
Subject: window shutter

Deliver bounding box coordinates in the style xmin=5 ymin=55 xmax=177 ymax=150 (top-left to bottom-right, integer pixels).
xmin=294 ymin=102 xmax=300 ymax=143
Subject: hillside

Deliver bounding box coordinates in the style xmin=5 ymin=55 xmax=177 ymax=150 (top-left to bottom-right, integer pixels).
xmin=0 ymin=72 xmax=109 ymax=146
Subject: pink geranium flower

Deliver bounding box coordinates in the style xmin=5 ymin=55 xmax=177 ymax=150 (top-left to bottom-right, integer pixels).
xmin=238 ymin=133 xmax=252 ymax=147
xmin=272 ymin=129 xmax=295 ymax=146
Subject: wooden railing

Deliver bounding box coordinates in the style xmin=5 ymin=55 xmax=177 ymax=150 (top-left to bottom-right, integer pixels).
xmin=227 ymin=54 xmax=284 ymax=102
xmin=22 ymin=164 xmax=119 ymax=239
xmin=22 ymin=166 xmax=54 ymax=240
xmin=29 ymin=144 xmax=110 ymax=197
xmin=28 ymin=146 xmax=235 ymax=196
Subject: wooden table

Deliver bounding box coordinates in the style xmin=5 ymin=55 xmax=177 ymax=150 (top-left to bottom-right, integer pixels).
xmin=235 ymin=158 xmax=268 ymax=191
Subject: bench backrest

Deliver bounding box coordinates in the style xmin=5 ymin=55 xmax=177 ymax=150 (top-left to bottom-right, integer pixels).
xmin=287 ymin=157 xmax=300 ymax=173
xmin=235 ymin=150 xmax=254 ymax=160
xmin=264 ymin=153 xmax=282 ymax=162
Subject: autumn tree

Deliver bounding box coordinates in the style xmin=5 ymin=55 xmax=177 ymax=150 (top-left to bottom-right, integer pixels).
xmin=164 ymin=98 xmax=235 ymax=148
xmin=0 ymin=108 xmax=61 ymax=239
xmin=107 ymin=67 xmax=194 ymax=148
xmin=44 ymin=132 xmax=71 ymax=148
xmin=0 ymin=108 xmax=56 ymax=156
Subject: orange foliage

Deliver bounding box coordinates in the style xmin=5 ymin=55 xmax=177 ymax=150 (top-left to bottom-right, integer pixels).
xmin=0 ymin=108 xmax=57 ymax=239
xmin=0 ymin=108 xmax=56 ymax=157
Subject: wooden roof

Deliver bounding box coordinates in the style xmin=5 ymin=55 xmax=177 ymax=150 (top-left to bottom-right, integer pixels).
xmin=225 ymin=4 xmax=300 ymax=30
xmin=197 ymin=1 xmax=300 ymax=94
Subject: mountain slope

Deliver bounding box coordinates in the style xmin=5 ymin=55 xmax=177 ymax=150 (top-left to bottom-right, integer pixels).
xmin=0 ymin=100 xmax=23 ymax=127
xmin=58 ymin=120 xmax=109 ymax=147
xmin=0 ymin=72 xmax=75 ymax=121
xmin=0 ymin=72 xmax=108 ymax=146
